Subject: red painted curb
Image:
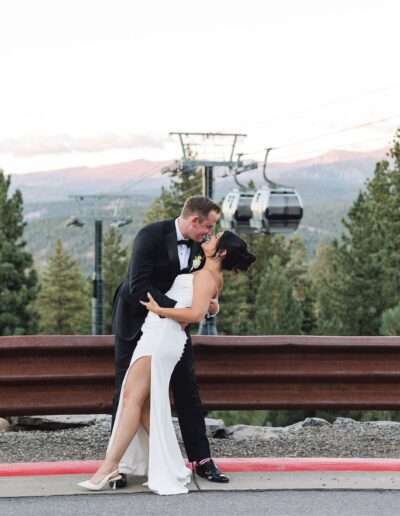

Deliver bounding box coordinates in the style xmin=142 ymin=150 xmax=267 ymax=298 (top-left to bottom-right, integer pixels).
xmin=2 ymin=458 xmax=400 ymax=477
xmin=215 ymin=458 xmax=400 ymax=472
xmin=0 ymin=460 xmax=101 ymax=477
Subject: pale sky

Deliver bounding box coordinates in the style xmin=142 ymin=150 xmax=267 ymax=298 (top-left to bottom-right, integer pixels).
xmin=1 ymin=0 xmax=399 ymax=174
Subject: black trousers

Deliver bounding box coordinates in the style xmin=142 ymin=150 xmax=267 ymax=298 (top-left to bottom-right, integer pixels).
xmin=111 ymin=331 xmax=211 ymax=463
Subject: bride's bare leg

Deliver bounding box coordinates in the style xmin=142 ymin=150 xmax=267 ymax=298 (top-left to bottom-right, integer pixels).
xmin=89 ymin=356 xmax=151 ymax=484
xmin=140 ymin=396 xmax=150 ymax=434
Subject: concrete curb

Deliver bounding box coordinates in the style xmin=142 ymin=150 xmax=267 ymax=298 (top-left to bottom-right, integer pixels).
xmin=2 ymin=458 xmax=400 ymax=477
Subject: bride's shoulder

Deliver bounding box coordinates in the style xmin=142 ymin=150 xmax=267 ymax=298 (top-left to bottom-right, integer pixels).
xmin=193 ymin=269 xmax=220 ymax=287
xmin=193 ymin=268 xmax=211 ymax=278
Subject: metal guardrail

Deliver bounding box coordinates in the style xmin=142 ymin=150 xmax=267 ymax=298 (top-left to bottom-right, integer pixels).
xmin=1 ymin=335 xmax=400 ymax=416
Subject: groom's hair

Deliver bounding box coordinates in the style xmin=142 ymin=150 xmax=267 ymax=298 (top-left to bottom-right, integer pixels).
xmin=181 ymin=196 xmax=220 ymax=221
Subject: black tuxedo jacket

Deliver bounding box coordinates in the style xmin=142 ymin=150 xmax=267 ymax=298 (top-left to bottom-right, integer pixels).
xmin=112 ymin=218 xmax=203 ymax=340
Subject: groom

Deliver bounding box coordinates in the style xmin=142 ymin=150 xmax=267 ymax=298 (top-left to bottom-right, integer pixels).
xmin=111 ymin=195 xmax=229 ymax=486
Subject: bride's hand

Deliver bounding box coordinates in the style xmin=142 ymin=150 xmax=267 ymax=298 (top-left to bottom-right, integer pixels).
xmin=140 ymin=292 xmax=161 ymax=314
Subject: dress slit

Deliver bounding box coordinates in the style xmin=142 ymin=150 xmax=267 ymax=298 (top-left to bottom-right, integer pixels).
xmin=107 ymin=275 xmax=193 ymax=495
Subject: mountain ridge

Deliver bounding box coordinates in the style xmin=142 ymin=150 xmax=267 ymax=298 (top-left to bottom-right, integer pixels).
xmin=8 ymin=147 xmax=389 ymax=204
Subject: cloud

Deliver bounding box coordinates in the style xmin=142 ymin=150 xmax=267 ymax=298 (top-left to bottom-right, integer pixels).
xmin=0 ymin=132 xmax=169 ymax=157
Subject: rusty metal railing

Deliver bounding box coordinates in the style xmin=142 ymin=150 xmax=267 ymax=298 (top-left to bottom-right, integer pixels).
xmin=1 ymin=335 xmax=400 ymax=416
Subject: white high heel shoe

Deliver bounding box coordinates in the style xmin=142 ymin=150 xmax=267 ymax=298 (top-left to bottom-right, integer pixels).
xmin=78 ymin=469 xmax=121 ymax=491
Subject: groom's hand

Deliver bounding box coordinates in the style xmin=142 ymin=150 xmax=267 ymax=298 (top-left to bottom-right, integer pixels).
xmin=140 ymin=292 xmax=161 ymax=315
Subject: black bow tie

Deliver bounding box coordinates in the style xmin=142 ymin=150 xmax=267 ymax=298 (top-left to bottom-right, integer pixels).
xmin=177 ymin=239 xmax=191 ymax=247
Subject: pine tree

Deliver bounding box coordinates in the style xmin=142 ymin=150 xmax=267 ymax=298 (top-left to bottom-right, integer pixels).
xmin=286 ymin=234 xmax=316 ymax=334
xmin=36 ymin=239 xmax=90 ymax=334
xmin=367 ymin=133 xmax=400 ymax=309
xmin=319 ymin=130 xmax=400 ymax=336
xmin=103 ymin=226 xmax=129 ymax=334
xmin=219 ymin=233 xmax=314 ymax=336
xmin=380 ymin=303 xmax=400 ymax=336
xmin=0 ymin=171 xmax=39 ymax=335
xmin=217 ymin=233 xmax=288 ymax=335
xmin=311 ymin=240 xmax=344 ymax=335
xmin=251 ymin=233 xmax=291 ymax=285
xmin=337 ymin=192 xmax=388 ymax=334
xmin=217 ymin=271 xmax=254 ymax=335
xmin=254 ymin=256 xmax=303 ymax=335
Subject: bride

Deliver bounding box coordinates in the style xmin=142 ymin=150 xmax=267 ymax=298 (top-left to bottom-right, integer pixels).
xmin=78 ymin=230 xmax=255 ymax=495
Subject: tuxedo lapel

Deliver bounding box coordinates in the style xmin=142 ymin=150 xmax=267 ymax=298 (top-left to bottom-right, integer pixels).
xmin=188 ymin=242 xmax=197 ymax=266
xmin=188 ymin=241 xmax=203 ymax=270
xmin=166 ymin=224 xmax=180 ymax=278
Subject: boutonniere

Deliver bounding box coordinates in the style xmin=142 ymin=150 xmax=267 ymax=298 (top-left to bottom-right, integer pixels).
xmin=191 ymin=255 xmax=203 ymax=270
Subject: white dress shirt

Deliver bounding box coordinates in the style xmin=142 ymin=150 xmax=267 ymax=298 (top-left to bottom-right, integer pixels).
xmin=174 ymin=219 xmax=217 ymax=317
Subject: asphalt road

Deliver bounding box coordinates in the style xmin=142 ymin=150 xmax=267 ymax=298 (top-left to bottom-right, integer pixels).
xmin=0 ymin=491 xmax=398 ymax=516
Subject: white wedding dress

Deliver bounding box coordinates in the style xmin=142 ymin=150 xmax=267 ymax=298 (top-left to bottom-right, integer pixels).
xmin=107 ymin=273 xmax=193 ymax=495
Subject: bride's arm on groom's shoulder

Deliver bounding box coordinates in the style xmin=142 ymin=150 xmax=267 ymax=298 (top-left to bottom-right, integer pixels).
xmin=128 ymin=227 xmax=176 ymax=309
xmin=140 ymin=270 xmax=217 ymax=324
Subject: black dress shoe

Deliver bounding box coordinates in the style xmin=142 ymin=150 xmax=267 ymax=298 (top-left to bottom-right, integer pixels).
xmin=110 ymin=472 xmax=127 ymax=489
xmin=195 ymin=459 xmax=229 ymax=483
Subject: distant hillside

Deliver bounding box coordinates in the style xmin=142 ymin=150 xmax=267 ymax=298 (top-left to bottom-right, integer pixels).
xmin=297 ymin=199 xmax=352 ymax=257
xmin=13 ymin=147 xmax=388 ymax=271
xmin=214 ymin=148 xmax=387 ymax=203
xmin=10 ymin=160 xmax=173 ymax=202
xmin=10 ymin=148 xmax=387 ymax=204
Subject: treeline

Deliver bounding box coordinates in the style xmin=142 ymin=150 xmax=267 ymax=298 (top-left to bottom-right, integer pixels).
xmin=0 ymin=170 xmax=130 ymax=335
xmin=33 ymin=228 xmax=130 ymax=335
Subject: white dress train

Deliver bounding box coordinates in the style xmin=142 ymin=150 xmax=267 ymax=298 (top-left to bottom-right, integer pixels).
xmin=107 ymin=274 xmax=193 ymax=495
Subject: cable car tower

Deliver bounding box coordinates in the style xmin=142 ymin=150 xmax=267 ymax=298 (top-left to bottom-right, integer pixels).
xmin=164 ymin=132 xmax=258 ymax=199
xmin=166 ymin=132 xmax=258 ymax=336
xmin=66 ymin=194 xmax=133 ymax=335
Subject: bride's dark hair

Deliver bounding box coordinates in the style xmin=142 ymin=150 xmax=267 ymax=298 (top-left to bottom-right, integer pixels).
xmin=214 ymin=231 xmax=256 ymax=272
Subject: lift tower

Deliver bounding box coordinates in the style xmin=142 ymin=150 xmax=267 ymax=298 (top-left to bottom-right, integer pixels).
xmin=66 ymin=194 xmax=132 ymax=335
xmin=165 ymin=132 xmax=258 ymax=334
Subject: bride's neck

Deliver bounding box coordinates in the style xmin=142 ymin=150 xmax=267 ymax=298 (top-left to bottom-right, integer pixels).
xmin=203 ymin=257 xmax=222 ymax=273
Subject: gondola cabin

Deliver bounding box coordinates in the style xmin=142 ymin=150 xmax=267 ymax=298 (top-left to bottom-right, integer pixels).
xmin=250 ymin=186 xmax=303 ymax=234
xmin=221 ymin=189 xmax=258 ymax=234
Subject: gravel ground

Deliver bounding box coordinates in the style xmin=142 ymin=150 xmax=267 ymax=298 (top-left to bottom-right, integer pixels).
xmin=1 ymin=418 xmax=400 ymax=463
